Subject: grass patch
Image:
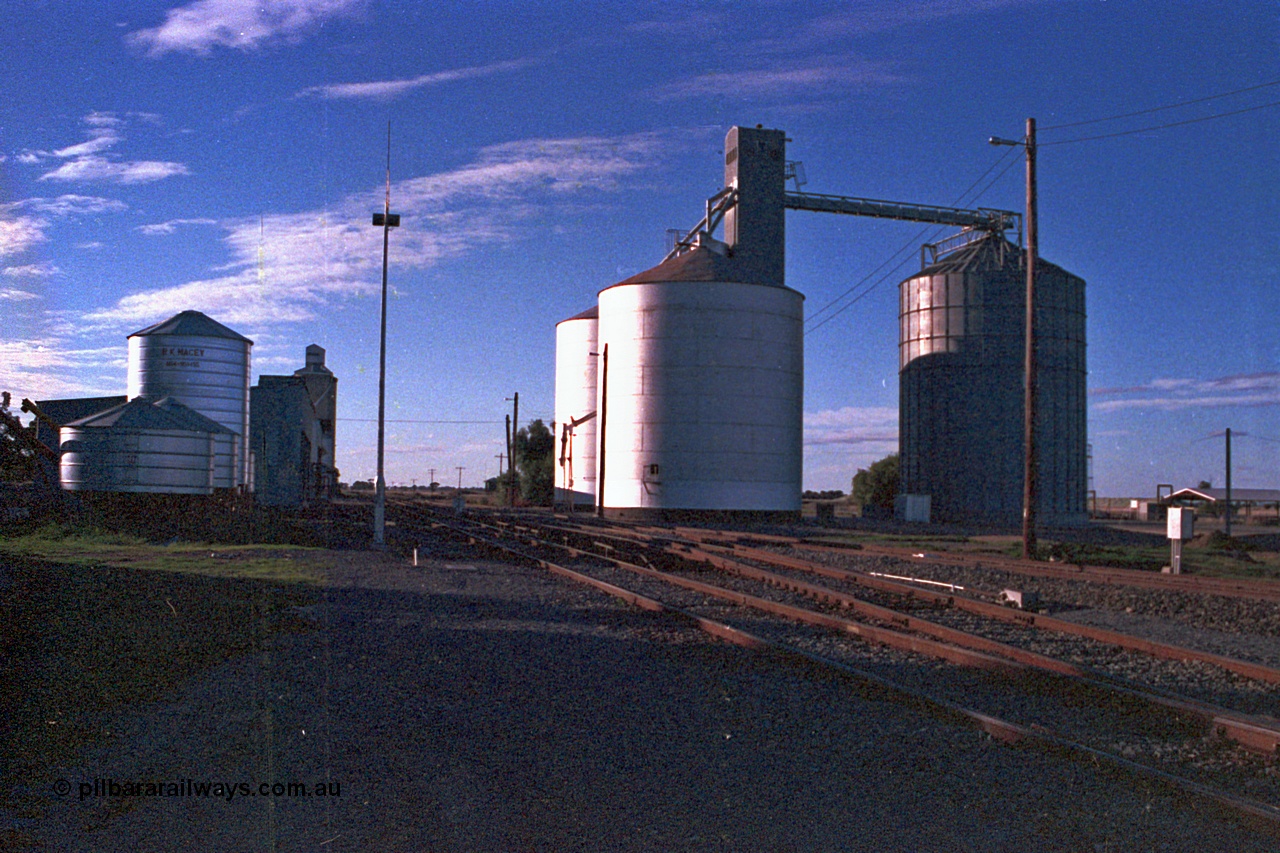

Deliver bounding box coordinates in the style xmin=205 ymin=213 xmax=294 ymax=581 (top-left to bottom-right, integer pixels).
xmin=0 ymin=533 xmax=321 ymax=821
xmin=802 ymin=531 xmax=971 ymax=550
xmin=1010 ymin=539 xmax=1280 ymax=579
xmin=0 ymin=522 xmax=329 ymax=585
xmin=797 ymin=526 xmax=1280 ymax=579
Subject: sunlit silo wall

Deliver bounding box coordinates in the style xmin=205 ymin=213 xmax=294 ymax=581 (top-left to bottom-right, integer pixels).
xmin=596 ymin=248 xmax=804 ymax=517
xmin=127 ymin=310 xmax=253 ymax=488
xmin=554 ymin=306 xmax=598 ymax=506
xmin=898 ymin=235 xmax=1086 ymax=527
xmin=59 ymin=396 xmax=232 ymax=495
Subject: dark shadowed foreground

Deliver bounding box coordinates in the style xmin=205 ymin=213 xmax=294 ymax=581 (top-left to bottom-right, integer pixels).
xmin=2 ymin=545 xmax=1275 ymax=852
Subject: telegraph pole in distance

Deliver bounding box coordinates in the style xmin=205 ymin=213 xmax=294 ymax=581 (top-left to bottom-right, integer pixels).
xmin=456 ymin=466 xmax=465 ymax=490
xmin=1225 ymin=427 xmax=1233 ymax=537
xmin=506 ymin=393 xmax=519 ymax=506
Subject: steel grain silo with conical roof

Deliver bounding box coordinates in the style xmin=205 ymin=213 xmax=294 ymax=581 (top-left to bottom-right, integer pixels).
xmin=127 ymin=310 xmax=253 ymax=488
xmin=898 ymin=234 xmax=1086 ymax=526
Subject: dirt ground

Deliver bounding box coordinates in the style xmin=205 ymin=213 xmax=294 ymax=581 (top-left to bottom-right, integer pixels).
xmin=3 ymin=540 xmax=1278 ymax=851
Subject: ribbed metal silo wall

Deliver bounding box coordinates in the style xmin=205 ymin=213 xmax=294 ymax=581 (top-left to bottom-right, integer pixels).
xmin=554 ymin=310 xmax=598 ymax=505
xmin=597 ymin=280 xmax=803 ymax=514
xmin=60 ymin=427 xmax=215 ymax=495
xmin=898 ymin=239 xmax=1086 ymax=527
xmin=127 ymin=334 xmax=251 ymax=487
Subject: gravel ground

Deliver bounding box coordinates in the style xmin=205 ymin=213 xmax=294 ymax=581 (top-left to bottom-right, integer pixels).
xmin=555 ymin=549 xmax=1280 ymax=803
xmin=8 ymin=542 xmax=1280 ymax=851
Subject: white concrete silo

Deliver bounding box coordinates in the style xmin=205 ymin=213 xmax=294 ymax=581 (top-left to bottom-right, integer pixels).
xmin=596 ymin=247 xmax=804 ymax=517
xmin=554 ymin=306 xmax=598 ymax=507
xmin=127 ymin=310 xmax=253 ymax=488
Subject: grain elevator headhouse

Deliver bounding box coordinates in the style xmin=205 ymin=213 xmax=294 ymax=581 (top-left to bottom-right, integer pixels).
xmin=723 ymin=126 xmax=787 ymax=287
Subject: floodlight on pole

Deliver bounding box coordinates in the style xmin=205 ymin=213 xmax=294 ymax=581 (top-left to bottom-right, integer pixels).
xmin=371 ymin=121 xmax=401 ymax=549
xmin=989 ymin=119 xmax=1038 ymax=559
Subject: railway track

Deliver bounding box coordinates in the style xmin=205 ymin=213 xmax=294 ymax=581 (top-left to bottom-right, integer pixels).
xmin=385 ymin=501 xmax=1280 ymax=833
xmin=662 ymin=525 xmax=1280 ymax=603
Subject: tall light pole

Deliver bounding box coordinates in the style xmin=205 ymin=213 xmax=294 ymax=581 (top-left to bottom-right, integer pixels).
xmin=990 ymin=117 xmax=1038 ymax=559
xmin=371 ymin=122 xmax=401 ymax=549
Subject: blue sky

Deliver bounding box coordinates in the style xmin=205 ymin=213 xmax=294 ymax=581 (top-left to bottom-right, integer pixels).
xmin=2 ymin=0 xmax=1277 ymax=496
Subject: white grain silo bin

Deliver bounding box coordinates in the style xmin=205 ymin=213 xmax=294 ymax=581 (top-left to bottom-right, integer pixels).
xmin=127 ymin=311 xmax=253 ymax=488
xmin=60 ymin=396 xmax=232 ymax=495
xmin=596 ymin=246 xmax=804 ymax=517
xmin=554 ymin=306 xmax=598 ymax=507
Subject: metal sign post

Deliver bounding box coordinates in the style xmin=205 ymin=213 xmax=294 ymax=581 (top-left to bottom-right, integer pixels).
xmin=1167 ymin=507 xmax=1194 ymax=574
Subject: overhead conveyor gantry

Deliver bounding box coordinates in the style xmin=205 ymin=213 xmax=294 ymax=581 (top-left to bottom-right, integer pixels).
xmin=664 ymin=146 xmax=1020 ymax=269
xmin=783 ymin=191 xmax=1019 ymax=233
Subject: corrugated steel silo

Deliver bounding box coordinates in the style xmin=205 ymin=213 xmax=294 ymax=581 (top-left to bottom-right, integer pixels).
xmin=554 ymin=306 xmax=598 ymax=506
xmin=898 ymin=234 xmax=1086 ymax=526
xmin=596 ymin=247 xmax=804 ymax=517
xmin=127 ymin=310 xmax=253 ymax=487
xmin=59 ymin=396 xmax=231 ymax=495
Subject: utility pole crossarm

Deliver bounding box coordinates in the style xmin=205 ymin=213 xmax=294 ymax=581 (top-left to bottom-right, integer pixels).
xmin=785 ymin=191 xmax=1019 ymax=232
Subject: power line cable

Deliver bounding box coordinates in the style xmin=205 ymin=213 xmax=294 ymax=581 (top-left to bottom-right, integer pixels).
xmin=1041 ymin=99 xmax=1280 ymax=146
xmin=1040 ymin=79 xmax=1280 ymax=130
xmin=805 ymin=145 xmax=1020 ymax=332
xmin=338 ymin=418 xmax=503 ymax=424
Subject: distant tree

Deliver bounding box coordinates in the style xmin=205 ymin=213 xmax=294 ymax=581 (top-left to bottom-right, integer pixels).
xmin=851 ymin=454 xmax=899 ymax=514
xmin=803 ymin=489 xmax=846 ymax=500
xmin=514 ymin=419 xmax=555 ymax=506
xmin=486 ymin=470 xmax=518 ymax=500
xmin=1198 ymin=480 xmax=1213 ymax=490
xmin=350 ymin=480 xmax=374 ymax=492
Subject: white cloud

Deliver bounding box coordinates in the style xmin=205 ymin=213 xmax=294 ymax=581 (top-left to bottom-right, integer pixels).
xmin=127 ymin=0 xmax=364 ymax=57
xmin=2 ymin=263 xmax=59 ymax=278
xmin=298 ymin=58 xmax=535 ymax=100
xmin=387 ymin=443 xmax=447 ymax=455
xmin=0 ymin=193 xmax=127 ymax=261
xmin=0 ymin=286 xmax=42 ymax=300
xmin=800 ymin=0 xmax=1044 ymax=41
xmin=137 ymin=217 xmax=219 ymax=236
xmin=41 ymin=157 xmax=190 ymax=185
xmin=0 ymin=216 xmax=49 ymax=258
xmin=33 ymin=112 xmax=189 ymax=186
xmin=0 ymin=339 xmax=126 ymax=400
xmin=648 ymin=59 xmax=904 ymax=102
xmin=18 ymin=194 xmax=128 ymax=216
xmin=84 ymin=131 xmax=665 ymax=328
xmin=804 ymin=405 xmax=898 ymax=446
xmin=1091 ymin=373 xmax=1280 ymax=412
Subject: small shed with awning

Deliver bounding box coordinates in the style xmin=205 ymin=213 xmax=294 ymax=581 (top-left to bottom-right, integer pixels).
xmin=1167 ymin=486 xmax=1280 ymax=521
